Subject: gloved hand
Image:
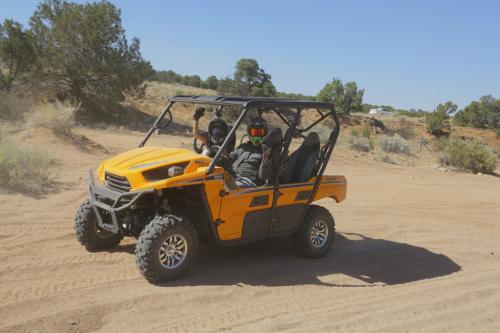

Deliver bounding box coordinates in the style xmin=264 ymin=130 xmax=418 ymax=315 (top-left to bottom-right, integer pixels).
xmin=193 ymin=107 xmax=205 ymax=121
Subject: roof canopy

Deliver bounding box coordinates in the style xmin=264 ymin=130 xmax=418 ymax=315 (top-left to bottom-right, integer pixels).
xmin=170 ymin=95 xmax=334 ymax=110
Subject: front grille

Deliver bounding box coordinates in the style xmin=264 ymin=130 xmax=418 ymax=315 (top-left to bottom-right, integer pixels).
xmin=105 ymin=172 xmax=131 ymax=192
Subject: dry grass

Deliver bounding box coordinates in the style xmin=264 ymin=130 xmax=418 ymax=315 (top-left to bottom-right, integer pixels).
xmin=375 ymin=151 xmax=396 ymax=164
xmin=0 ymin=140 xmax=55 ymax=196
xmin=25 ymin=101 xmax=77 ymax=137
xmin=393 ymin=117 xmax=415 ymax=139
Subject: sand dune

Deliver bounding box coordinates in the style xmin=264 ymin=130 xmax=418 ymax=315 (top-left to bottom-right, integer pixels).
xmin=1 ymin=127 xmax=499 ymax=332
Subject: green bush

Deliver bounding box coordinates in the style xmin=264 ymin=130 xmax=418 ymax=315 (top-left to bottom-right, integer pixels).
xmin=453 ymin=95 xmax=500 ymax=129
xmin=350 ymin=136 xmax=373 ymax=152
xmin=438 ymin=138 xmax=497 ymax=174
xmin=361 ymin=125 xmax=371 ymax=138
xmin=434 ymin=136 xmax=449 ymax=152
xmin=379 ymin=134 xmax=410 ymax=154
xmin=28 ymin=1 xmax=153 ymax=119
xmin=0 ymin=142 xmax=55 ymax=195
xmin=494 ymin=128 xmax=500 ymax=139
xmin=426 ymin=110 xmax=450 ymax=136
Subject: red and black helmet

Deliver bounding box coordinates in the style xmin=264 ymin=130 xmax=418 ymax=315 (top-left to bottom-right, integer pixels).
xmin=247 ymin=118 xmax=268 ymax=138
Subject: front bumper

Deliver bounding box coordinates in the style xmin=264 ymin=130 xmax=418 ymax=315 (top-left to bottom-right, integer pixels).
xmin=88 ymin=171 xmax=154 ymax=234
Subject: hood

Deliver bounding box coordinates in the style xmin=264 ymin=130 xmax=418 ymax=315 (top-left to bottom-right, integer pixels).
xmin=102 ymin=147 xmax=206 ymax=176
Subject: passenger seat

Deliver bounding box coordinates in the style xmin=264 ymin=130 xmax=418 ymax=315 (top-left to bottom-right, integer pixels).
xmin=280 ymin=132 xmax=320 ymax=184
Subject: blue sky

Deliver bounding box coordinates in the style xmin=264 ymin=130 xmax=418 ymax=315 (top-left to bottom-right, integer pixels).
xmin=2 ymin=0 xmax=500 ymax=110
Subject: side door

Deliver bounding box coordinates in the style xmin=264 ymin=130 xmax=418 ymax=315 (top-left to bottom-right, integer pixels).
xmin=217 ymin=184 xmax=274 ymax=241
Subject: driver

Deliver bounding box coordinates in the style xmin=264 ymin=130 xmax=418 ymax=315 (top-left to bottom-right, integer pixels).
xmin=192 ymin=107 xmax=229 ymax=157
xmin=229 ymin=118 xmax=267 ymax=188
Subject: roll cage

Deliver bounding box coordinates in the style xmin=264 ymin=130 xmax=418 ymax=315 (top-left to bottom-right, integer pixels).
xmin=139 ymin=96 xmax=341 ymax=235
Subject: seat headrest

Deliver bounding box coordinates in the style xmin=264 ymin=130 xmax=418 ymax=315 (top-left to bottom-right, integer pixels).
xmin=263 ymin=128 xmax=283 ymax=148
xmin=302 ymin=132 xmax=320 ymax=147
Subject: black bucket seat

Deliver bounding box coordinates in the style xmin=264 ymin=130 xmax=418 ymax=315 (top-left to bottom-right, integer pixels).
xmin=280 ymin=132 xmax=320 ymax=184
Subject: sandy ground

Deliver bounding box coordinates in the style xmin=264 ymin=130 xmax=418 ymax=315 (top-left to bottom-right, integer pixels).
xmin=1 ymin=127 xmax=500 ymax=333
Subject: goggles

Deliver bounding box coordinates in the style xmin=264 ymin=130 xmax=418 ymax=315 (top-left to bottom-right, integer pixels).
xmin=249 ymin=127 xmax=267 ymax=137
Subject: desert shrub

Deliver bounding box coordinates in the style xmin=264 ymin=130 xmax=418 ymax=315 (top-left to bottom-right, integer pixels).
xmin=350 ymin=136 xmax=373 ymax=152
xmin=438 ymin=138 xmax=497 ymax=174
xmin=426 ymin=110 xmax=450 ymax=136
xmin=379 ymin=134 xmax=410 ymax=154
xmin=361 ymin=124 xmax=371 ymax=138
xmin=350 ymin=129 xmax=360 ymax=137
xmin=375 ymin=151 xmax=396 ymax=164
xmin=453 ymin=95 xmax=500 ymax=129
xmin=494 ymin=128 xmax=500 ymax=139
xmin=25 ymin=101 xmax=76 ymax=137
xmin=434 ymin=136 xmax=448 ymax=152
xmin=369 ymin=117 xmax=386 ymax=132
xmin=0 ymin=142 xmax=55 ymax=195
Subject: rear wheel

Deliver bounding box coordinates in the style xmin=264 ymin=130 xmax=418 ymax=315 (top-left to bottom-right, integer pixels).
xmin=291 ymin=205 xmax=335 ymax=258
xmin=74 ymin=200 xmax=123 ymax=251
xmin=135 ymin=215 xmax=198 ymax=283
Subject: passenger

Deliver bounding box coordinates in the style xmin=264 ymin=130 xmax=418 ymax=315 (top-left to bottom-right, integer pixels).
xmin=192 ymin=107 xmax=210 ymax=154
xmin=229 ymin=118 xmax=268 ymax=188
xmin=192 ymin=107 xmax=229 ymax=157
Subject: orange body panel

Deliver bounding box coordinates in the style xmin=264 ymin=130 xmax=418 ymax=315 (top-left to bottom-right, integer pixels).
xmin=97 ymin=146 xmax=346 ymax=242
xmin=212 ymin=175 xmax=347 ymax=240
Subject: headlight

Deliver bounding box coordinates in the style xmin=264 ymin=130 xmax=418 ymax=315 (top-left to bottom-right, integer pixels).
xmin=142 ymin=163 xmax=188 ymax=182
xmin=167 ymin=165 xmax=184 ymax=177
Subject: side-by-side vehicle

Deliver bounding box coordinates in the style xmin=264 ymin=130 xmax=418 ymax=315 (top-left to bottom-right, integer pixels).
xmin=74 ymin=96 xmax=347 ymax=283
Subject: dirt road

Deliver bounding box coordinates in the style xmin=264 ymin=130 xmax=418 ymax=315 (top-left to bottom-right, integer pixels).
xmin=1 ymin=128 xmax=499 ymax=332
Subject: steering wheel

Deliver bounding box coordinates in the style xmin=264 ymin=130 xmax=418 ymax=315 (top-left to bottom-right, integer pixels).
xmin=206 ymin=145 xmax=222 ymax=158
xmin=193 ymin=140 xmax=223 ymax=158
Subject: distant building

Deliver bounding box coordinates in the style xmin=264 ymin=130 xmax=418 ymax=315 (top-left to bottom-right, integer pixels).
xmin=368 ymin=108 xmax=393 ymax=116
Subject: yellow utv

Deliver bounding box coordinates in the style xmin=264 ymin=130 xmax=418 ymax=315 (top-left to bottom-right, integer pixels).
xmin=74 ymin=96 xmax=347 ymax=283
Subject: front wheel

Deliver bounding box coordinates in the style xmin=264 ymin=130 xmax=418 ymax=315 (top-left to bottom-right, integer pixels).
xmin=290 ymin=205 xmax=335 ymax=258
xmin=74 ymin=200 xmax=123 ymax=251
xmin=135 ymin=215 xmax=198 ymax=283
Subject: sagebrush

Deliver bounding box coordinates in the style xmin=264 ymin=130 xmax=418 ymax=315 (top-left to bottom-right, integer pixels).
xmin=0 ymin=142 xmax=55 ymax=195
xmin=379 ymin=134 xmax=410 ymax=154
xmin=350 ymin=136 xmax=373 ymax=152
xmin=438 ymin=138 xmax=497 ymax=174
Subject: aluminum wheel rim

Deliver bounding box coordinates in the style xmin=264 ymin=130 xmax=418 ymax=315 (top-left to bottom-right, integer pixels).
xmin=311 ymin=220 xmax=328 ymax=248
xmin=159 ymin=234 xmax=188 ymax=269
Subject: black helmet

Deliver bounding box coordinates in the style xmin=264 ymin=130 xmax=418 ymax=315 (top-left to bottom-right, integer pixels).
xmin=208 ymin=118 xmax=229 ymax=146
xmin=247 ymin=118 xmax=268 ymax=145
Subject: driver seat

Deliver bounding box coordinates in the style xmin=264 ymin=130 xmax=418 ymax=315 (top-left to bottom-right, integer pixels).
xmin=258 ymin=128 xmax=284 ymax=184
xmin=280 ymin=132 xmax=320 ymax=184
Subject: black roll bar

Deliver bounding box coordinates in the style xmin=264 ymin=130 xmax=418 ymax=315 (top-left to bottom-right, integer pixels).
xmin=138 ymin=102 xmax=173 ymax=148
xmin=207 ymin=105 xmax=249 ymax=174
xmin=137 ymin=97 xmax=341 ymax=240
